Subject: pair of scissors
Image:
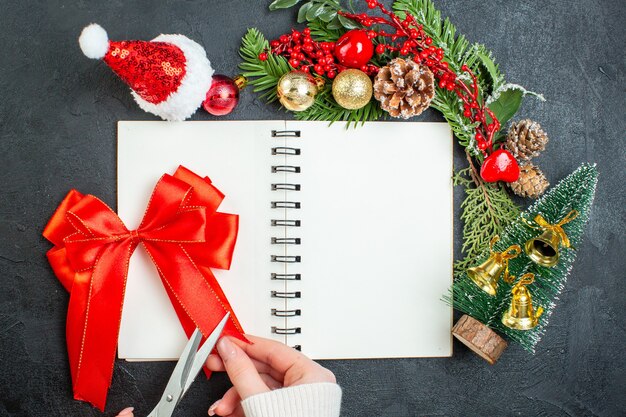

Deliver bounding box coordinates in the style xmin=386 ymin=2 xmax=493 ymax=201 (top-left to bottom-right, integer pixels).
xmin=146 ymin=313 xmax=230 ymax=417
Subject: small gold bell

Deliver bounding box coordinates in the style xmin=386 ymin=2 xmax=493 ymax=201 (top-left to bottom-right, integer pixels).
xmin=501 ymin=273 xmax=544 ymax=330
xmin=525 ymin=229 xmax=561 ymax=267
xmin=467 ymin=236 xmax=521 ymax=296
xmin=524 ymin=210 xmax=579 ymax=268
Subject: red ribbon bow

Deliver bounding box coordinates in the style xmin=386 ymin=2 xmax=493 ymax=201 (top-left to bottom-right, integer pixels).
xmin=43 ymin=166 xmax=246 ymax=411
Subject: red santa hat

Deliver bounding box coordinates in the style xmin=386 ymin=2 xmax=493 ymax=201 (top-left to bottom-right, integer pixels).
xmin=78 ymin=23 xmax=213 ymax=121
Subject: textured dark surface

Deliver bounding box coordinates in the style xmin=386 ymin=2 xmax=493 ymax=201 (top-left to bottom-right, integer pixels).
xmin=0 ymin=0 xmax=625 ymax=416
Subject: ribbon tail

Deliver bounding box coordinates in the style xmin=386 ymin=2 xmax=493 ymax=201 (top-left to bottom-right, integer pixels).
xmin=145 ymin=243 xmax=248 ymax=346
xmin=67 ymin=240 xmax=135 ymax=411
xmin=161 ymin=267 xmax=246 ymax=379
xmin=198 ymin=265 xmax=246 ymax=339
xmin=164 ymin=297 xmax=215 ymax=378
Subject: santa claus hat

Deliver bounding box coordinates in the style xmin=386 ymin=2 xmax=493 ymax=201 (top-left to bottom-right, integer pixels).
xmin=79 ymin=23 xmax=213 ymax=121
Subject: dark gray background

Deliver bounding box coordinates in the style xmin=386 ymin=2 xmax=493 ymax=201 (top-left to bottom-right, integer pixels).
xmin=1 ymin=0 xmax=624 ymax=416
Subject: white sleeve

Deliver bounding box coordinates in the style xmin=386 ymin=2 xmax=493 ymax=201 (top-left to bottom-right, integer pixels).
xmin=241 ymin=383 xmax=342 ymax=417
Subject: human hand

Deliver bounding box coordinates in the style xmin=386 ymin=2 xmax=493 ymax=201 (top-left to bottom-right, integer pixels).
xmin=114 ymin=406 xmax=134 ymax=417
xmin=205 ymin=335 xmax=336 ymax=416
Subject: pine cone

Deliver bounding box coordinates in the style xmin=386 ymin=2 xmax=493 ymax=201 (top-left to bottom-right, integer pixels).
xmin=509 ymin=163 xmax=549 ymax=198
xmin=373 ymin=58 xmax=435 ymax=119
xmin=505 ymin=119 xmax=548 ymax=162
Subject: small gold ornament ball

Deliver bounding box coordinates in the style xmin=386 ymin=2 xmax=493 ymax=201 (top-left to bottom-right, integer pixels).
xmin=277 ymin=71 xmax=319 ymax=112
xmin=331 ymin=69 xmax=373 ymax=110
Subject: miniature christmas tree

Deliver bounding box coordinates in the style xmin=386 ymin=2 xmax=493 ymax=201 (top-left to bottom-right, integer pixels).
xmin=445 ymin=163 xmax=598 ymax=360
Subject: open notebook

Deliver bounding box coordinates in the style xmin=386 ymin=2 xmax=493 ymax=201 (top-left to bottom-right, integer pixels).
xmin=117 ymin=120 xmax=453 ymax=360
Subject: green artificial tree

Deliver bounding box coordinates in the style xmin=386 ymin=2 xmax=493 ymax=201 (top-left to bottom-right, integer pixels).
xmin=444 ymin=163 xmax=598 ymax=359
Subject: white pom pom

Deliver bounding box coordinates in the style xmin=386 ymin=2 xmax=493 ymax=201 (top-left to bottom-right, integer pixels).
xmin=79 ymin=23 xmax=109 ymax=59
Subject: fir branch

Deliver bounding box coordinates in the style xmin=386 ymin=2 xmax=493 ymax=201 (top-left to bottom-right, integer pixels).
xmin=239 ymin=28 xmax=382 ymax=125
xmin=446 ymin=164 xmax=599 ymax=352
xmin=239 ymin=28 xmax=292 ymax=103
xmin=295 ymin=84 xmax=386 ymax=126
xmin=392 ymin=0 xmax=508 ymax=153
xmin=453 ymin=152 xmax=520 ymax=277
xmin=393 ymin=0 xmax=504 ymax=92
xmin=431 ymin=89 xmax=477 ymax=151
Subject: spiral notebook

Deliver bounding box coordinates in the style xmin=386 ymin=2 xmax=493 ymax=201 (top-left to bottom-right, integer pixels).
xmin=117 ymin=120 xmax=453 ymax=360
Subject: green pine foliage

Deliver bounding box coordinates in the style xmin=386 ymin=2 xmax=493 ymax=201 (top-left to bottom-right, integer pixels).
xmin=393 ymin=0 xmax=504 ymax=150
xmin=295 ymin=85 xmax=386 ymax=125
xmin=239 ymin=29 xmax=292 ymax=103
xmin=453 ymin=167 xmax=520 ymax=277
xmin=251 ymin=0 xmax=539 ymax=281
xmin=239 ymin=28 xmax=384 ymax=125
xmin=444 ymin=164 xmax=599 ymax=352
xmin=393 ymin=0 xmax=531 ymax=273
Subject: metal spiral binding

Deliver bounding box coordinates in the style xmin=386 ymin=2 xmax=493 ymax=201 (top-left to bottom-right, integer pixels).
xmin=272 ymin=130 xmax=301 ymax=137
xmin=271 ymin=237 xmax=301 ymax=245
xmin=272 ymin=165 xmax=301 ymax=173
xmin=271 ymin=291 xmax=301 ymax=298
xmin=271 ymin=130 xmax=302 ymax=343
xmin=271 ymin=308 xmax=301 ymax=317
xmin=272 ymin=147 xmax=300 ymax=155
xmin=271 ymin=201 xmax=301 ymax=209
xmin=271 ymin=219 xmax=301 ymax=227
xmin=272 ymin=326 xmax=301 ymax=335
xmin=272 ymin=183 xmax=301 ymax=191
xmin=271 ymin=273 xmax=301 ymax=280
xmin=271 ymin=255 xmax=301 ymax=263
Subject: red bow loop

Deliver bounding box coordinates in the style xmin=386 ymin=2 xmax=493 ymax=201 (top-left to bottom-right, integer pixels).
xmin=138 ymin=207 xmax=207 ymax=243
xmin=139 ymin=173 xmax=195 ymax=231
xmin=43 ymin=167 xmax=244 ymax=411
xmin=66 ymin=194 xmax=130 ymax=238
xmin=173 ymin=165 xmax=225 ymax=211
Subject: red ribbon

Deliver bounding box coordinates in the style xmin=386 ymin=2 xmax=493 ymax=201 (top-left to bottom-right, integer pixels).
xmin=43 ymin=166 xmax=246 ymax=411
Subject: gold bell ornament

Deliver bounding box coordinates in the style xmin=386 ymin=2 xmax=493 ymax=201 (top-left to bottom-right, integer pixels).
xmin=501 ymin=273 xmax=544 ymax=330
xmin=524 ymin=209 xmax=579 ymax=267
xmin=467 ymin=236 xmax=522 ymax=296
xmin=277 ymin=71 xmax=324 ymax=112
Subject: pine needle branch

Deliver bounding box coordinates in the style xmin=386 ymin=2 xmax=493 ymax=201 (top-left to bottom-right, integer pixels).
xmin=239 ymin=28 xmax=292 ymax=103
xmin=239 ymin=27 xmax=383 ymax=125
xmin=295 ymin=85 xmax=386 ymax=126
xmin=453 ymin=153 xmax=520 ymax=277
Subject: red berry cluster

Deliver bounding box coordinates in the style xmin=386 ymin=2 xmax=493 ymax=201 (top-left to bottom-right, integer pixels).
xmin=258 ymin=0 xmax=500 ymax=154
xmin=342 ymin=0 xmax=499 ymax=154
xmin=258 ymin=28 xmax=378 ymax=78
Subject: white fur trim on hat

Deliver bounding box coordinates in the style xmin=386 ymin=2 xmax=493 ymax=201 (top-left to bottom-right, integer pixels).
xmin=131 ymin=34 xmax=213 ymax=121
xmin=79 ymin=23 xmax=109 ymax=59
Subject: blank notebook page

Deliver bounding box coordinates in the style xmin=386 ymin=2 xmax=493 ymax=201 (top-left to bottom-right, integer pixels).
xmin=117 ymin=121 xmax=287 ymax=360
xmin=117 ymin=120 xmax=452 ymax=360
xmin=285 ymin=121 xmax=453 ymax=358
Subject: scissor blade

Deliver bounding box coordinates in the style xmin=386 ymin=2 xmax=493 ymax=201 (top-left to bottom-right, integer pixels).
xmin=182 ymin=313 xmax=230 ymax=395
xmin=147 ymin=328 xmax=203 ymax=417
xmin=179 ymin=328 xmax=203 ymax=389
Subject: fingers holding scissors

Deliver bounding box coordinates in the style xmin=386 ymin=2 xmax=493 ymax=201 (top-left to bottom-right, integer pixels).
xmin=207 ymin=336 xmax=272 ymax=417
xmin=216 ymin=337 xmax=271 ymax=399
xmin=207 ymin=335 xmax=336 ymax=417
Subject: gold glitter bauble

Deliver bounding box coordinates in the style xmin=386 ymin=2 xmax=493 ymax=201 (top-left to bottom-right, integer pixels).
xmin=331 ymin=69 xmax=373 ymax=110
xmin=277 ymin=71 xmax=319 ymax=112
